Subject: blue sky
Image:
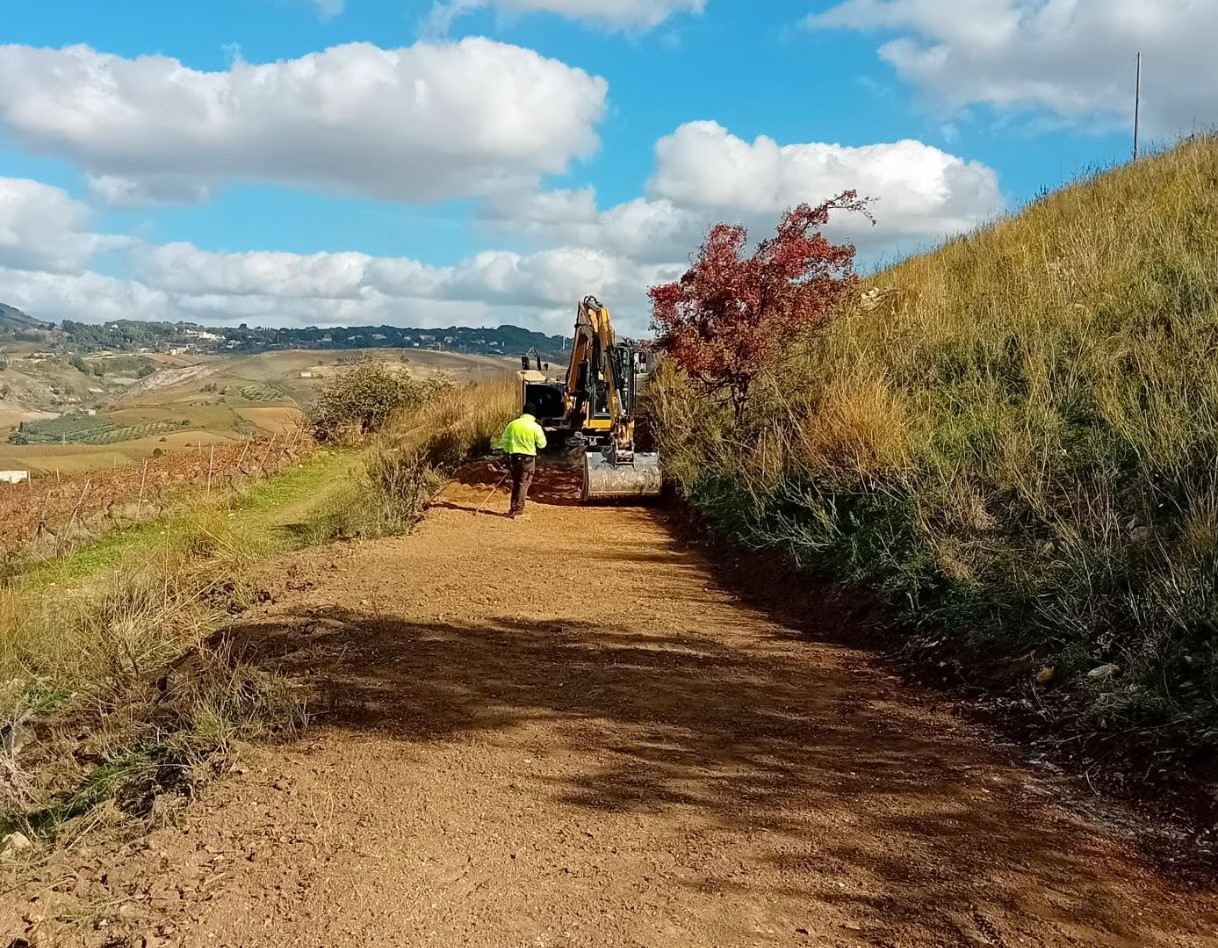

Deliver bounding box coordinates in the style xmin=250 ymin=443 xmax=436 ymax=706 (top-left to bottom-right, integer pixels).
xmin=0 ymin=0 xmax=1209 ymax=334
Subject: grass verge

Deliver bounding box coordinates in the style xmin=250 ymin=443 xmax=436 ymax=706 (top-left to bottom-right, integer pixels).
xmin=0 ymin=511 xmax=307 ymax=847
xmin=0 ymin=377 xmax=515 ymax=848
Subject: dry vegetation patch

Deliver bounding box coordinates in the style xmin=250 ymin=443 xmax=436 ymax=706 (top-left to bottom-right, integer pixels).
xmin=0 ymin=515 xmax=306 ymax=851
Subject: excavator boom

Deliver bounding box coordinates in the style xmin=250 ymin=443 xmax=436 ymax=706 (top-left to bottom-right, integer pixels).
xmin=567 ymin=297 xmax=660 ymax=502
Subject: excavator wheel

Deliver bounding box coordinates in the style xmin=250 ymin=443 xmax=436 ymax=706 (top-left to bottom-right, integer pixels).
xmin=582 ymin=450 xmax=662 ymax=503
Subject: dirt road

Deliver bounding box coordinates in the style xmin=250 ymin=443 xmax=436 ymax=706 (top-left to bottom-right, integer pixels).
xmin=8 ymin=465 xmax=1218 ymax=946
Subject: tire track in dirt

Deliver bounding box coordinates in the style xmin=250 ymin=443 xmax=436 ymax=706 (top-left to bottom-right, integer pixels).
xmin=6 ymin=464 xmax=1218 ymax=947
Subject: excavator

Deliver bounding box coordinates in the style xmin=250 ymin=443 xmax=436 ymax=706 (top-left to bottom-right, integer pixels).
xmin=519 ymin=296 xmax=661 ymax=502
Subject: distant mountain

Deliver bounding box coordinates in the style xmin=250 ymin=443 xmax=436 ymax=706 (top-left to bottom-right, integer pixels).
xmin=0 ymin=302 xmax=48 ymax=333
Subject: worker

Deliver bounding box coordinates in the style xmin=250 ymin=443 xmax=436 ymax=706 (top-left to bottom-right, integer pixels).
xmin=497 ymin=402 xmax=548 ymax=518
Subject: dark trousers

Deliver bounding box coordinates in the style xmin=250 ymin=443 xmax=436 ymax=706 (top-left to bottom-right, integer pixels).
xmin=509 ymin=454 xmax=536 ymax=514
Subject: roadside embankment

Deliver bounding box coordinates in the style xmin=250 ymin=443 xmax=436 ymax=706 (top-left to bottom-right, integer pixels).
xmin=647 ymin=137 xmax=1218 ymax=831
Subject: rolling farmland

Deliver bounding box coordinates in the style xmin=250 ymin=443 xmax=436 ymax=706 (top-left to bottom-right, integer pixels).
xmin=0 ymin=347 xmax=515 ymax=475
xmin=12 ymin=414 xmax=185 ymax=446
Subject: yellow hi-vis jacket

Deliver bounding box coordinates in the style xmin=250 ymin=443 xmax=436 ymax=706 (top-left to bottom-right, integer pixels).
xmin=497 ymin=414 xmax=548 ymax=456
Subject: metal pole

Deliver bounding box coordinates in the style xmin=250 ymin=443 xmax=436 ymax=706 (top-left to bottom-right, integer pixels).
xmin=1133 ymin=51 xmax=1142 ymax=161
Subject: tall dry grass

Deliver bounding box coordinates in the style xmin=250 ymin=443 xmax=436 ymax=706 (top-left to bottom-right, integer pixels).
xmin=384 ymin=374 xmax=519 ymax=464
xmin=0 ymin=505 xmax=304 ymax=840
xmin=652 ymin=137 xmax=1218 ymax=751
xmin=315 ymin=376 xmax=518 ymax=539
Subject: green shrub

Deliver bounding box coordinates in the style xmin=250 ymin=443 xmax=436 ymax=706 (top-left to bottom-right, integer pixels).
xmin=309 ymin=362 xmax=435 ymax=441
xmin=312 ymin=378 xmax=516 ymax=541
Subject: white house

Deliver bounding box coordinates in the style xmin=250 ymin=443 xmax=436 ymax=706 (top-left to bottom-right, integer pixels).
xmin=0 ymin=471 xmax=30 ymax=485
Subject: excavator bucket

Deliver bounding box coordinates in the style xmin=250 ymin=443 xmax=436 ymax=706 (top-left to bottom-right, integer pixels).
xmin=582 ymin=451 xmax=662 ymax=503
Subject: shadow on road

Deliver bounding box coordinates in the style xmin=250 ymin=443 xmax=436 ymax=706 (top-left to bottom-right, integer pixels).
xmin=451 ymin=460 xmax=583 ymax=507
xmin=207 ymin=584 xmax=1218 ymax=946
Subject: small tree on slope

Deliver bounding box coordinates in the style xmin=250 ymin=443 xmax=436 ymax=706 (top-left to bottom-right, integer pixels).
xmin=649 ymin=193 xmax=872 ymax=417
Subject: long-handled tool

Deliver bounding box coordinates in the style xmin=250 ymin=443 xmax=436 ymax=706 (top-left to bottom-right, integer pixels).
xmin=474 ymin=466 xmax=511 ymax=517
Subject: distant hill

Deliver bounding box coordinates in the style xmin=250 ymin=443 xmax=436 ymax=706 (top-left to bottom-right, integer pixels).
xmin=0 ymin=302 xmax=48 ymax=333
xmin=2 ymin=302 xmax=570 ymax=361
xmin=61 ymin=319 xmax=569 ymax=361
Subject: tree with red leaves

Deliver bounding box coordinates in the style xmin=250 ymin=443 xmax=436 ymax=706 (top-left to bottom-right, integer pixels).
xmin=649 ymin=192 xmax=872 ymax=417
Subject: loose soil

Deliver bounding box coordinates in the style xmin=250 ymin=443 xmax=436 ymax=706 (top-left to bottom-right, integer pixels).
xmin=5 ymin=464 xmax=1217 ymax=947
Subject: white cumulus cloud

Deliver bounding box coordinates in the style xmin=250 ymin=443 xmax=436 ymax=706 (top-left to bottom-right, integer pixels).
xmin=484 ymin=121 xmax=1004 ymax=266
xmin=806 ymin=0 xmax=1218 ymax=135
xmin=481 ymin=188 xmax=706 ymax=265
xmin=0 ymin=267 xmax=169 ymax=324
xmin=131 ymin=241 xmax=678 ymax=323
xmin=648 ymin=121 xmax=1004 ymax=242
xmin=0 ymin=169 xmax=674 ymax=334
xmin=1 ymin=244 xmax=672 ymax=336
xmin=0 ymin=39 xmax=607 ymax=206
xmin=0 ymin=177 xmax=128 ymax=274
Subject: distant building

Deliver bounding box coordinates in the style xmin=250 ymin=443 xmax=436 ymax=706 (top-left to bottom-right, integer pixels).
xmin=0 ymin=471 xmax=29 ymax=485
xmin=299 ymin=371 xmax=315 ymax=379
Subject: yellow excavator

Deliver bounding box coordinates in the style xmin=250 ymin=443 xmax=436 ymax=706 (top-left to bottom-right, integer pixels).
xmin=519 ymin=296 xmax=661 ymax=502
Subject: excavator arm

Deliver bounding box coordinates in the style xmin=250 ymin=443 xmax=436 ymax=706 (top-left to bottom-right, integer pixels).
xmin=566 ymin=296 xmax=627 ymax=440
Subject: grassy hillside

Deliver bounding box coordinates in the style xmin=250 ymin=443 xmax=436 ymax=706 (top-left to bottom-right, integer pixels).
xmin=0 ymin=302 xmax=46 ymax=333
xmin=652 ymin=137 xmax=1218 ymax=759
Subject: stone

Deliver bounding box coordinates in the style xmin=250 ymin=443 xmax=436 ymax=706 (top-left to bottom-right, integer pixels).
xmin=1 ymin=832 xmax=32 ymax=859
